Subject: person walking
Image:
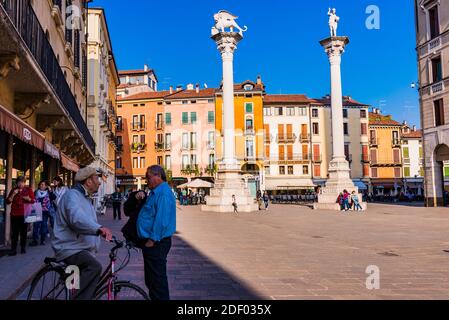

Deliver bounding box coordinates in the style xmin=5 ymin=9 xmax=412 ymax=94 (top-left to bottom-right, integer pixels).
xmin=52 ymin=167 xmax=113 ymax=300
xmin=232 ymin=195 xmax=238 ymax=214
xmin=6 ymin=176 xmax=35 ymax=256
xmin=30 ymin=181 xmax=55 ymax=246
xmin=263 ymin=191 xmax=269 ymax=210
xmin=51 ymin=176 xmax=67 ymax=229
xmin=343 ymin=189 xmax=350 ymax=211
xmin=336 ymin=192 xmax=344 ymax=211
xmin=111 ymin=187 xmax=123 ymax=220
xmin=351 ymin=191 xmax=363 ymax=211
xmin=130 ymin=165 xmax=176 ymax=300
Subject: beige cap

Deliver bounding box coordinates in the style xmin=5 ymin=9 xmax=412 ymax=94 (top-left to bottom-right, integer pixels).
xmin=75 ymin=167 xmax=102 ymax=182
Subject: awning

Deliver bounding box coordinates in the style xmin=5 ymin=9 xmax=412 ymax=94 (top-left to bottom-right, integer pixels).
xmin=265 ymin=178 xmax=316 ymax=191
xmin=44 ymin=140 xmax=60 ymax=159
xmin=0 ymin=103 xmax=45 ymax=150
xmin=61 ymin=153 xmax=80 ymax=172
xmin=353 ymin=180 xmax=367 ymax=190
xmin=178 ymin=179 xmax=214 ymax=189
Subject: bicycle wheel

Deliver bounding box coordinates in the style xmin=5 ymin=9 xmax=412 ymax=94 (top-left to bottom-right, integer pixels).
xmin=27 ymin=266 xmax=68 ymax=300
xmin=95 ymin=281 xmax=149 ymax=300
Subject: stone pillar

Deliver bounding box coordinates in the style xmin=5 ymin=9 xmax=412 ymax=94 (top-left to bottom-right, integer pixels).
xmin=5 ymin=135 xmax=13 ymax=245
xmin=202 ymin=14 xmax=257 ymax=213
xmin=30 ymin=148 xmax=37 ymax=190
xmin=313 ymin=36 xmax=367 ymax=211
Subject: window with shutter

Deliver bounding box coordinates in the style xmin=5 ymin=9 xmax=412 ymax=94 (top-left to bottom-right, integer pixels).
xmin=279 ymin=145 xmax=285 ymax=161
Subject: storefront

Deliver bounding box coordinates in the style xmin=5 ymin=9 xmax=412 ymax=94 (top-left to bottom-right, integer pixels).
xmin=116 ymin=175 xmax=138 ymax=193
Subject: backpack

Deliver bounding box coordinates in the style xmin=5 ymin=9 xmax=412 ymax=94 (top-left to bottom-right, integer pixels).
xmin=121 ymin=191 xmax=147 ymax=248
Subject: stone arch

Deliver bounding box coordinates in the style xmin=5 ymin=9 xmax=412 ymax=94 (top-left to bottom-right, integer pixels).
xmin=428 ymin=144 xmax=449 ymax=206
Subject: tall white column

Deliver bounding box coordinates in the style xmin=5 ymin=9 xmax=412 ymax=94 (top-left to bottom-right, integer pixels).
xmin=212 ymin=32 xmax=242 ymax=169
xmin=329 ymin=50 xmax=345 ymax=159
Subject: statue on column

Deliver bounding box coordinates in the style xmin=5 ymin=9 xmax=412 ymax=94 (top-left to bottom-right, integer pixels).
xmin=211 ymin=10 xmax=248 ymax=36
xmin=328 ymin=8 xmax=340 ymax=37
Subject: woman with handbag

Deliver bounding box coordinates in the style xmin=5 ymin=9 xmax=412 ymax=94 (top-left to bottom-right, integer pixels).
xmin=5 ymin=176 xmax=35 ymax=256
xmin=30 ymin=181 xmax=55 ymax=246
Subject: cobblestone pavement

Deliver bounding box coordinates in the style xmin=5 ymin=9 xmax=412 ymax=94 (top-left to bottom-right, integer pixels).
xmin=10 ymin=203 xmax=449 ymax=300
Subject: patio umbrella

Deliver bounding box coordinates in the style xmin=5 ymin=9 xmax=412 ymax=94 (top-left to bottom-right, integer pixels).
xmin=178 ymin=179 xmax=214 ymax=189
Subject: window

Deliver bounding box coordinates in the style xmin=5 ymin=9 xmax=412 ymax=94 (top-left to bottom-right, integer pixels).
xmin=303 ymin=165 xmax=309 ymax=175
xmin=286 ymin=107 xmax=295 ymax=116
xmin=278 ymin=145 xmax=285 ymax=160
xmin=116 ymin=157 xmax=122 ymax=169
xmin=420 ymin=167 xmax=425 ymax=177
xmin=313 ymin=165 xmax=321 ymax=177
xmin=133 ymin=104 xmax=138 ymax=107
xmin=245 ymin=103 xmax=253 ymax=113
xmin=393 ymin=149 xmax=400 ymax=164
xmin=263 ymin=107 xmax=271 ymax=116
xmin=156 ymin=113 xmax=163 ymax=128
xmin=165 ymin=134 xmax=171 ymax=148
xmin=140 ymin=103 xmax=145 ymax=107
xmin=370 ymin=149 xmax=377 ymax=163
xmin=140 ymin=115 xmax=145 ymax=128
xmin=116 ymin=135 xmax=122 ymax=146
xmin=312 ymin=123 xmax=319 ymax=135
xmin=444 ymin=166 xmax=449 ymax=177
xmin=244 ymin=84 xmax=254 ymax=91
xmin=279 ymin=166 xmax=285 ymax=175
xmin=140 ymin=135 xmax=145 ymax=144
xmin=429 ymin=5 xmax=440 ymax=39
xmin=191 ymin=155 xmax=197 ymax=166
xmin=265 ymin=145 xmax=270 ymax=158
xmin=132 ymin=135 xmax=138 ymax=144
xmin=274 ymin=107 xmax=283 ymax=116
xmin=182 ymin=155 xmax=189 ymax=169
xmin=343 ymin=123 xmax=349 ymax=135
xmin=209 ymin=154 xmax=215 ymax=167
xmin=434 ymin=99 xmax=445 ymax=127
xmin=431 ymin=56 xmax=442 ymax=83
xmin=246 ymin=140 xmax=254 ymax=158
xmin=404 ymin=167 xmax=411 ymax=177
xmin=265 ymin=166 xmax=270 ymax=175
xmin=419 ymin=147 xmax=423 ymax=158
xmin=182 ymin=133 xmax=189 ymax=149
xmin=117 ymin=104 xmax=122 ymax=108
xmin=182 ymin=100 xmax=188 ymax=105
xmin=165 ymin=113 xmax=171 ymax=125
xmin=208 ymin=99 xmax=214 ymax=103
xmin=74 ymin=30 xmax=80 ymax=68
xmin=343 ymin=109 xmax=348 ymax=118
xmin=165 ymin=156 xmax=171 ymax=170
xmin=208 ymin=131 xmax=215 ymax=148
xmin=190 ymin=133 xmax=197 ymax=149
xmin=190 ymin=112 xmax=197 ymax=124
xmin=312 ymin=109 xmax=318 ymax=118
xmin=246 ymin=118 xmax=253 ymax=130
xmin=394 ymin=167 xmax=401 ymax=178
xmin=298 ymin=108 xmax=307 ymax=116
xmin=403 ymin=146 xmax=409 ymax=159
xmin=182 ymin=112 xmax=188 ymax=124
xmin=117 ymin=116 xmax=122 ymax=130
xmin=133 ymin=157 xmax=138 ymax=169
xmin=360 ymin=110 xmax=367 ymax=118
xmin=208 ymin=111 xmax=215 ymax=124
xmin=370 ymin=130 xmax=377 ymax=144
xmin=371 ymin=168 xmax=378 ymax=178
xmin=361 ymin=123 xmax=367 ymax=135
xmin=288 ymin=166 xmax=294 ymax=175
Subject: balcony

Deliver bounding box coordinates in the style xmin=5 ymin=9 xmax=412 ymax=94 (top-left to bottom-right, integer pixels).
xmin=244 ymin=128 xmax=255 ymax=136
xmin=0 ymin=0 xmax=95 ymax=153
xmin=431 ymin=81 xmax=445 ymax=95
xmin=116 ymin=144 xmax=123 ymax=153
xmin=428 ymin=36 xmax=441 ymax=51
xmin=267 ymin=153 xmax=311 ymax=165
xmin=392 ymin=139 xmax=401 ymax=147
xmin=370 ymin=158 xmax=402 ymax=167
xmin=369 ymin=138 xmax=378 ymax=146
xmin=312 ymin=154 xmax=322 ymax=163
xmin=131 ymin=142 xmax=147 ymax=153
xmin=277 ymin=134 xmax=297 ymax=143
xmin=154 ymin=142 xmax=164 ymax=152
xmin=130 ymin=122 xmax=146 ymax=131
xmin=299 ymin=134 xmax=310 ymax=142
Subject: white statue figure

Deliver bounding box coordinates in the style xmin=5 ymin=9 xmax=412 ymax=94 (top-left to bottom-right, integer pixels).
xmin=211 ymin=10 xmax=248 ymax=36
xmin=328 ymin=8 xmax=340 ymax=37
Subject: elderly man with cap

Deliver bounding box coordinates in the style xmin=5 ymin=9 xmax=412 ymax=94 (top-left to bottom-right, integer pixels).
xmin=52 ymin=166 xmax=113 ymax=300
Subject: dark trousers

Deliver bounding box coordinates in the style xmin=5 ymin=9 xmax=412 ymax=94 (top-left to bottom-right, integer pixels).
xmin=142 ymin=237 xmax=172 ymax=300
xmin=11 ymin=216 xmax=28 ymax=251
xmin=112 ymin=203 xmax=122 ymax=220
xmin=32 ymin=211 xmax=49 ymax=243
xmin=63 ymin=250 xmax=103 ymax=300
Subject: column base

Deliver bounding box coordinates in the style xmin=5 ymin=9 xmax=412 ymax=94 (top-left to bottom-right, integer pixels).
xmin=201 ymin=170 xmax=258 ymax=213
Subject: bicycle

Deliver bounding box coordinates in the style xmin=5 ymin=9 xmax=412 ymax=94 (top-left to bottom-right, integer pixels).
xmin=27 ymin=237 xmax=149 ymax=300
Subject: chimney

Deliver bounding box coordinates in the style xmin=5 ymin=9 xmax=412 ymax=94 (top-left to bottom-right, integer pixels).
xmin=176 ymin=85 xmax=182 ymax=91
xmin=403 ymin=120 xmax=407 ymax=126
xmin=413 ymin=125 xmax=416 ymax=131
xmin=256 ymin=75 xmax=262 ymax=85
xmin=196 ymin=83 xmax=200 ymax=93
xmin=169 ymin=86 xmax=173 ymax=94
xmin=186 ymin=83 xmax=194 ymax=90
xmin=144 ymin=64 xmax=148 ymax=72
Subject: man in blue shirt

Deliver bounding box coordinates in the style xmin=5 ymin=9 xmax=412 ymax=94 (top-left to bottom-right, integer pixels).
xmin=135 ymin=165 xmax=176 ymax=300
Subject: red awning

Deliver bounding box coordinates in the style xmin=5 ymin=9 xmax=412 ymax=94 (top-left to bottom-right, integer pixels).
xmin=0 ymin=104 xmax=45 ymax=150
xmin=61 ymin=153 xmax=79 ymax=172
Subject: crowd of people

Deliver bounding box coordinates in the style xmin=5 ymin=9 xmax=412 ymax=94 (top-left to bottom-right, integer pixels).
xmin=336 ymin=190 xmax=363 ymax=211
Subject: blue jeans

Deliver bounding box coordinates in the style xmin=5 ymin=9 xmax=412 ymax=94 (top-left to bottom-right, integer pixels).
xmin=32 ymin=211 xmax=49 ymax=243
xmin=343 ymin=199 xmax=350 ymax=210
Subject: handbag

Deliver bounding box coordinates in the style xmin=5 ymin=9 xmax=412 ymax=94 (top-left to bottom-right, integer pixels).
xmin=24 ymin=201 xmax=43 ymax=223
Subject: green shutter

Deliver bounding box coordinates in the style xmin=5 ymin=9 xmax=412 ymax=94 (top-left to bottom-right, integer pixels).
xmin=245 ymin=103 xmax=253 ymax=113
xmin=444 ymin=167 xmax=449 ymax=177
xmin=191 ymin=112 xmax=197 ymax=123
xmin=182 ymin=112 xmax=188 ymax=124
xmin=208 ymin=111 xmax=215 ymax=123
xmin=404 ymin=167 xmax=410 ymax=177
xmin=419 ymin=147 xmax=423 ymax=158
xmin=403 ymin=147 xmax=409 ymax=158
xmin=165 ymin=113 xmax=171 ymax=125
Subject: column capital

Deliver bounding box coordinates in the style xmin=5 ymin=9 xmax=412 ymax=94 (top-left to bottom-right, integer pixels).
xmin=319 ymin=36 xmax=349 ymax=63
xmin=212 ymin=32 xmax=243 ymax=59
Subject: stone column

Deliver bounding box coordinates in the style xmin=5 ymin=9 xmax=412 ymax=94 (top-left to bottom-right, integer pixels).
xmin=5 ymin=135 xmax=13 ymax=245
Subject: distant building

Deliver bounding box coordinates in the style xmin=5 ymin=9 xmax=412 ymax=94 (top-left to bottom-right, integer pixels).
xmin=400 ymin=125 xmax=424 ymax=197
xmin=414 ymin=0 xmax=449 ymax=206
xmin=117 ymin=65 xmax=158 ymax=98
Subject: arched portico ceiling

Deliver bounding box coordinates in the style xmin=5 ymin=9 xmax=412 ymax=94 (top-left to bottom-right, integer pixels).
xmin=435 ymin=144 xmax=449 ymax=162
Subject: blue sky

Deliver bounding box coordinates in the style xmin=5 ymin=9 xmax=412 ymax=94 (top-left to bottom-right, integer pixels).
xmin=91 ymin=0 xmax=420 ymax=127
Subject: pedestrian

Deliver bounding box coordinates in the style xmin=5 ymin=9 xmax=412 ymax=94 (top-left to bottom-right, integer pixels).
xmin=30 ymin=181 xmax=55 ymax=246
xmin=351 ymin=191 xmax=363 ymax=211
xmin=52 ymin=176 xmax=67 ymax=228
xmin=232 ymin=195 xmax=238 ymax=214
xmin=263 ymin=191 xmax=269 ymax=210
xmin=111 ymin=187 xmax=123 ymax=220
xmin=336 ymin=192 xmax=344 ymax=211
xmin=343 ymin=189 xmax=350 ymax=211
xmin=52 ymin=167 xmax=113 ymax=300
xmin=134 ymin=165 xmax=176 ymax=300
xmin=6 ymin=176 xmax=35 ymax=255
xmin=181 ymin=189 xmax=187 ymax=206
xmin=256 ymin=190 xmax=263 ymax=211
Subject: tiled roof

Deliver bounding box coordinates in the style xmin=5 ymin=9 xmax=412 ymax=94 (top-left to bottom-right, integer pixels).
xmin=264 ymin=94 xmax=312 ymax=104
xmin=401 ymin=130 xmax=422 ymax=138
xmin=118 ymin=69 xmax=153 ymax=76
xmin=117 ymin=83 xmax=148 ymax=89
xmin=165 ymin=88 xmax=216 ymax=100
xmin=216 ymin=80 xmax=265 ymax=92
xmin=369 ymin=112 xmax=402 ymax=126
xmin=117 ymin=91 xmax=172 ymax=101
xmin=314 ymin=96 xmax=369 ymax=107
